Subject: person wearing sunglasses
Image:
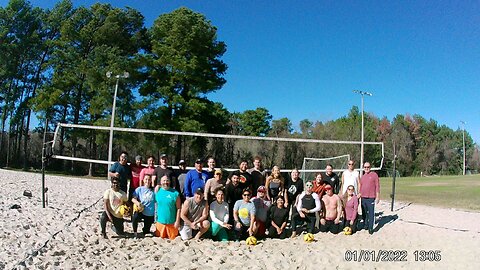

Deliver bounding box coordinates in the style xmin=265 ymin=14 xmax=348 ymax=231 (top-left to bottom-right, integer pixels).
xmin=108 ymin=151 xmax=132 ymax=193
xmin=359 ymin=162 xmax=380 ymax=235
xmin=233 ymin=188 xmax=256 ymax=240
xmin=340 ymin=160 xmax=360 ymax=196
xmin=290 ymin=181 xmax=321 ymax=238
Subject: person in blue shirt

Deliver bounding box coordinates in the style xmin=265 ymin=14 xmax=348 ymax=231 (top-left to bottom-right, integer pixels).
xmin=183 ymin=159 xmax=209 ymax=198
xmin=131 ymin=174 xmax=155 ymax=237
xmin=108 ymin=151 xmax=132 ymax=193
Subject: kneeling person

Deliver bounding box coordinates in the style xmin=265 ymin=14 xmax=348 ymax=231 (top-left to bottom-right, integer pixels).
xmin=131 ymin=174 xmax=155 ymax=237
xmin=155 ymin=176 xmax=181 ymax=239
xmin=233 ymin=188 xmax=256 ymax=240
xmin=291 ymin=181 xmax=321 ymax=237
xmin=320 ymin=184 xmax=342 ymax=234
xmin=180 ymin=188 xmax=210 ymax=240
xmin=100 ymin=177 xmax=128 ymax=238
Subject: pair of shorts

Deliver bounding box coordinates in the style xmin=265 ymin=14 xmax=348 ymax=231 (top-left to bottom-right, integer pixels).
xmin=179 ymin=224 xmax=199 ymax=240
xmin=155 ymin=222 xmax=178 ymax=240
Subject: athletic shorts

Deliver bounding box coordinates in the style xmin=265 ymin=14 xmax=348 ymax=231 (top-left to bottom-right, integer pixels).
xmin=155 ymin=223 xmax=178 ymax=240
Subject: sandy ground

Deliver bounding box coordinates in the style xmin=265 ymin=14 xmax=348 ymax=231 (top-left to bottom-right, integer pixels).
xmin=1 ymin=169 xmax=479 ymax=270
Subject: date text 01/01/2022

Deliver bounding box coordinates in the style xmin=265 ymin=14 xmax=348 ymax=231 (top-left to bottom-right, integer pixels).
xmin=344 ymin=250 xmax=442 ymax=262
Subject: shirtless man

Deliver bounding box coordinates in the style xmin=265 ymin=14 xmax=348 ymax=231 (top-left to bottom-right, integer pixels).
xmin=319 ymin=185 xmax=342 ymax=234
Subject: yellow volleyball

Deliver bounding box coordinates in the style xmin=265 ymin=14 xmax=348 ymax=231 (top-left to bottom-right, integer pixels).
xmin=343 ymin=226 xmax=352 ymax=235
xmin=118 ymin=204 xmax=130 ymax=216
xmin=303 ymin=233 xmax=315 ymax=243
xmin=246 ymin=236 xmax=257 ymax=246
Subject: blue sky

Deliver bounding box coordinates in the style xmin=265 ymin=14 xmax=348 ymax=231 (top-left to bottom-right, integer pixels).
xmin=5 ymin=0 xmax=480 ymax=143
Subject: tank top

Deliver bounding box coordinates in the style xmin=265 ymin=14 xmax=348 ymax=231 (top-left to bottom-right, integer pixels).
xmin=269 ymin=181 xmax=281 ymax=198
xmin=301 ymin=193 xmax=315 ymax=211
xmin=187 ymin=197 xmax=206 ymax=221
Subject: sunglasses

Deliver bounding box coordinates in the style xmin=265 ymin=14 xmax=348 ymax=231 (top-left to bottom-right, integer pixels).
xmin=243 ymin=194 xmax=251 ymax=197
xmin=306 ymin=184 xmax=313 ymax=188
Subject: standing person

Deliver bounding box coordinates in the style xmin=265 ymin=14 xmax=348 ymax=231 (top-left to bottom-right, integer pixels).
xmin=204 ymin=169 xmax=227 ymax=204
xmin=250 ymin=186 xmax=271 ymax=238
xmin=179 ymin=188 xmax=210 ymax=240
xmin=176 ymin=159 xmax=188 ymax=194
xmin=228 ymin=160 xmax=252 ymax=191
xmin=343 ymin=185 xmax=359 ymax=234
xmin=154 ymin=176 xmax=181 ymax=240
xmin=153 ymin=154 xmax=178 ymax=191
xmin=359 ymin=162 xmax=380 ymax=234
xmin=319 ymin=185 xmax=342 ymax=234
xmin=268 ymin=196 xmax=289 ymax=239
xmin=131 ymin=175 xmax=155 ymax=237
xmin=225 ymin=171 xmax=244 ymax=225
xmin=140 ymin=155 xmax=156 ymax=185
xmin=108 ymin=151 xmax=132 ymax=193
xmin=183 ymin=159 xmax=208 ymax=199
xmin=129 ymin=155 xmax=146 ymax=199
xmin=209 ymin=188 xmax=232 ymax=241
xmin=265 ymin=166 xmax=285 ymax=203
xmin=340 ymin=160 xmax=360 ymax=196
xmin=205 ymin=157 xmax=216 ymax=180
xmin=247 ymin=156 xmax=267 ymax=196
xmin=290 ymin=181 xmax=321 ymax=238
xmin=100 ymin=177 xmax=128 ymax=238
xmin=233 ymin=188 xmax=256 ymax=240
xmin=322 ymin=164 xmax=340 ymax=194
xmin=312 ymin=172 xmax=327 ymax=199
xmin=285 ymin=168 xmax=304 ymax=211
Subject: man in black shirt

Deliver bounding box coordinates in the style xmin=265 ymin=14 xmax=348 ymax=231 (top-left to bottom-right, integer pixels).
xmin=153 ymin=154 xmax=179 ymax=192
xmin=321 ymin=164 xmax=340 ymax=194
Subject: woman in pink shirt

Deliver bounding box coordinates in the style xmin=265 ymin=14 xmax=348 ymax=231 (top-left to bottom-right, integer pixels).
xmin=140 ymin=156 xmax=156 ymax=187
xmin=342 ymin=185 xmax=359 ymax=234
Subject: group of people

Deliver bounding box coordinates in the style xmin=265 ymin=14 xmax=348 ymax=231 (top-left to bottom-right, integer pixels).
xmin=100 ymin=153 xmax=380 ymax=241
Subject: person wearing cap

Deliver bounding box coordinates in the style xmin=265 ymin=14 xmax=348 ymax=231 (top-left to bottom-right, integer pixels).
xmin=176 ymin=159 xmax=188 ymax=195
xmin=359 ymin=161 xmax=380 ymax=235
xmin=291 ymin=181 xmax=322 ymax=238
xmin=319 ymin=184 xmax=342 ymax=234
xmin=233 ymin=188 xmax=256 ymax=240
xmin=154 ymin=175 xmax=181 ymax=240
xmin=183 ymin=159 xmax=209 ymax=199
xmin=140 ymin=156 xmax=156 ymax=186
xmin=247 ymin=156 xmax=267 ymax=196
xmin=129 ymin=155 xmax=146 ymax=200
xmin=225 ymin=171 xmax=244 ymax=225
xmin=153 ymin=154 xmax=179 ymax=192
xmin=108 ymin=151 xmax=132 ymax=193
xmin=179 ymin=187 xmax=210 ymax=240
xmin=204 ymin=169 xmax=226 ymax=204
xmin=250 ymin=185 xmax=271 ymax=238
xmin=205 ymin=157 xmax=217 ymax=179
xmin=100 ymin=177 xmax=128 ymax=238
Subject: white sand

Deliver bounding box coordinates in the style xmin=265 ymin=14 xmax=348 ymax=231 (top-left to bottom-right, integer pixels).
xmin=1 ymin=169 xmax=479 ymax=270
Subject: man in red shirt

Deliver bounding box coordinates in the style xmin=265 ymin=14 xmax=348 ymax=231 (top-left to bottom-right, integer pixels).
xmin=359 ymin=162 xmax=380 ymax=234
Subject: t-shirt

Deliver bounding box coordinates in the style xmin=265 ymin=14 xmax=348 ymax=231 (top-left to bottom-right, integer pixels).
xmin=270 ymin=205 xmax=289 ymax=227
xmin=285 ymin=177 xmax=304 ymax=203
xmin=155 ymin=188 xmax=179 ymax=225
xmin=322 ymin=172 xmax=340 ymax=194
xmin=342 ymin=169 xmax=360 ymax=195
xmin=209 ymin=201 xmax=229 ymax=225
xmin=133 ymin=186 xmax=155 ymax=216
xmin=130 ymin=164 xmax=145 ymax=192
xmin=153 ymin=166 xmax=177 ymax=188
xmin=229 ymin=170 xmax=252 ymax=191
xmin=251 ymin=197 xmax=271 ymax=222
xmin=247 ymin=168 xmax=267 ymax=196
xmin=139 ymin=166 xmax=155 ymax=182
xmin=103 ymin=188 xmax=128 ymax=218
xmin=233 ymin=200 xmax=256 ymax=226
xmin=109 ymin=162 xmax=132 ymax=192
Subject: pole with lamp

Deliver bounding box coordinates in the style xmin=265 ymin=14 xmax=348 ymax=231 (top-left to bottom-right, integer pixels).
xmin=106 ymin=71 xmax=129 ymax=176
xmin=353 ymin=90 xmax=372 ymax=172
xmin=460 ymin=120 xmax=466 ymax=175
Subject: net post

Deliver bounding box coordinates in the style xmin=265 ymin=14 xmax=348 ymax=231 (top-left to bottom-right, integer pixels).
xmin=42 ymin=118 xmax=48 ymax=208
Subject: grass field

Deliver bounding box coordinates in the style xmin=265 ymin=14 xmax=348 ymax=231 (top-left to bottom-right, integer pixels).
xmin=381 ymin=174 xmax=480 ymax=212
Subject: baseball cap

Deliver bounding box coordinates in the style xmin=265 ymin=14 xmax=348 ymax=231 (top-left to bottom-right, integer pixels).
xmin=160 ymin=154 xmax=167 ymax=159
xmin=325 ymin=185 xmax=332 ymax=190
xmin=215 ymin=169 xmax=222 ymax=175
xmin=257 ymin=185 xmax=266 ymax=193
xmin=195 ymin=187 xmax=204 ymax=195
xmin=195 ymin=158 xmax=203 ymax=164
xmin=178 ymin=159 xmax=186 ymax=165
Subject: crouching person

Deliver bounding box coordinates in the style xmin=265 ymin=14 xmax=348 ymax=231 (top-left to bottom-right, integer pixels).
xmin=233 ymin=188 xmax=256 ymax=241
xmin=131 ymin=175 xmax=155 ymax=237
xmin=100 ymin=177 xmax=128 ymax=238
xmin=179 ymin=188 xmax=210 ymax=240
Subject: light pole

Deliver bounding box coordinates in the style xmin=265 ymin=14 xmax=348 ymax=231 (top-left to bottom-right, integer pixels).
xmin=460 ymin=120 xmax=466 ymax=175
xmin=106 ymin=71 xmax=129 ymax=175
xmin=353 ymin=90 xmax=372 ymax=172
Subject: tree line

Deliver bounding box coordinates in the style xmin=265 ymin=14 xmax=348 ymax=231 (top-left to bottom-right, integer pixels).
xmin=1 ymin=0 xmax=478 ymax=177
